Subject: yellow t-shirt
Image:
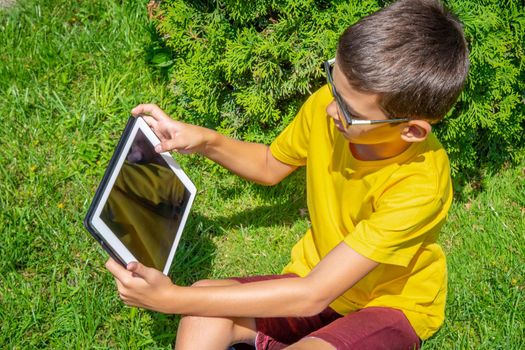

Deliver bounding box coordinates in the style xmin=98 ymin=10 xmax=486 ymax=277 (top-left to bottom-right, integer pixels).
xmin=270 ymin=85 xmax=452 ymax=340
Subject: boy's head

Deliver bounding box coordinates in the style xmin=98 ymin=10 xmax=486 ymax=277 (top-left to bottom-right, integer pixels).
xmin=336 ymin=0 xmax=469 ymax=123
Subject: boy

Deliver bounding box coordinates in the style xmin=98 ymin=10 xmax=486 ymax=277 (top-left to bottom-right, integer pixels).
xmin=105 ymin=0 xmax=469 ymax=348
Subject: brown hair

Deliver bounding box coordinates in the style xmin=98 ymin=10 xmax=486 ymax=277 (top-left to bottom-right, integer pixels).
xmin=337 ymin=0 xmax=469 ymax=122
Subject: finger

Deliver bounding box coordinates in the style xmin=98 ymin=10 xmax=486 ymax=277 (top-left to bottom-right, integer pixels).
xmin=115 ymin=278 xmax=125 ymax=295
xmin=114 ymin=274 xmax=129 ymax=301
xmin=154 ymin=143 xmax=164 ymax=153
xmin=131 ymin=104 xmax=155 ymax=116
xmin=155 ymin=140 xmax=178 ymax=153
xmin=105 ymin=258 xmax=129 ymax=281
xmin=126 ymin=261 xmax=154 ymax=281
xmin=158 ymin=139 xmax=193 ymax=154
xmin=141 ymin=115 xmax=158 ymax=129
xmin=105 ymin=257 xmax=116 ymax=270
xmin=159 ymin=141 xmax=184 ymax=153
xmin=131 ymin=104 xmax=169 ymax=121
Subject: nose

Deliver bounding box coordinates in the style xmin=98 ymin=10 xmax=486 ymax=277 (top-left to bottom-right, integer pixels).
xmin=326 ymin=100 xmax=340 ymax=121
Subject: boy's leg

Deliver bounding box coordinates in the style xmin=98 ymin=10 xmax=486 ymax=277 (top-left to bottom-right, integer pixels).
xmin=175 ymin=279 xmax=257 ymax=350
xmin=284 ymin=337 xmax=335 ymax=350
xmin=230 ymin=274 xmax=342 ymax=350
xmin=304 ymin=307 xmax=420 ymax=350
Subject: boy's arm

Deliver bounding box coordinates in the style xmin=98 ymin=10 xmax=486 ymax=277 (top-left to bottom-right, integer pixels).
xmin=106 ymin=241 xmax=378 ymax=317
xmin=131 ymin=104 xmax=297 ymax=185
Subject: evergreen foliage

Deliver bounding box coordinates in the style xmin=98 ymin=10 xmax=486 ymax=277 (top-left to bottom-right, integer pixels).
xmin=153 ymin=0 xmax=524 ymax=178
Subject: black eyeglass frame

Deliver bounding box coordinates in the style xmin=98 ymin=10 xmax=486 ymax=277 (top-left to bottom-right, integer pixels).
xmin=323 ymin=58 xmax=410 ymax=127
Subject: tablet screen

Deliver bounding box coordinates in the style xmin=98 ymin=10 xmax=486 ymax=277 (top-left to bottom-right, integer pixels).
xmin=98 ymin=128 xmax=191 ymax=271
xmin=83 ymin=115 xmax=197 ymax=275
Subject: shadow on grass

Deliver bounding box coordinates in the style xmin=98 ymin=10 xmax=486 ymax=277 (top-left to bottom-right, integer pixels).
xmin=147 ymin=170 xmax=307 ymax=347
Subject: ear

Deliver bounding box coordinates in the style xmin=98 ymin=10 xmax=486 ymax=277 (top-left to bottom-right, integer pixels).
xmin=400 ymin=120 xmax=432 ymax=143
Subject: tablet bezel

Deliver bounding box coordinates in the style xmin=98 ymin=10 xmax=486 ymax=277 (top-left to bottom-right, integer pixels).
xmin=83 ymin=116 xmax=196 ymax=275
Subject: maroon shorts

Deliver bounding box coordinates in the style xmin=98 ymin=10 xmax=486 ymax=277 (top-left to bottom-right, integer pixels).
xmin=231 ymin=274 xmax=421 ymax=350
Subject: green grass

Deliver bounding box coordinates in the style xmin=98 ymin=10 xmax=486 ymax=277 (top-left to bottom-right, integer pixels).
xmin=0 ymin=1 xmax=523 ymax=349
xmin=425 ymin=166 xmax=525 ymax=349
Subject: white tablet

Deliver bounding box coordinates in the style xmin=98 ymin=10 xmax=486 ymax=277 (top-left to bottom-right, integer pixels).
xmin=84 ymin=116 xmax=196 ymax=275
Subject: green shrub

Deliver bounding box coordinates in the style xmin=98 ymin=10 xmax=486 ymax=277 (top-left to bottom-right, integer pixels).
xmin=441 ymin=0 xmax=525 ymax=179
xmin=153 ymin=0 xmax=525 ymax=178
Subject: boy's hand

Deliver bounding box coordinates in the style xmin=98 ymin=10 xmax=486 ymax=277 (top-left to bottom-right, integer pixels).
xmin=132 ymin=104 xmax=297 ymax=186
xmin=131 ymin=104 xmax=212 ymax=155
xmin=105 ymin=258 xmax=177 ymax=313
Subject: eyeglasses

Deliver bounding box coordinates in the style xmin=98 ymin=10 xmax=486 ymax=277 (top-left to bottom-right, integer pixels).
xmin=323 ymin=58 xmax=409 ymax=127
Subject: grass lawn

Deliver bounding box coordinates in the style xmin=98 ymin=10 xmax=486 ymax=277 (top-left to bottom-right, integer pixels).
xmin=1 ymin=1 xmax=523 ymax=349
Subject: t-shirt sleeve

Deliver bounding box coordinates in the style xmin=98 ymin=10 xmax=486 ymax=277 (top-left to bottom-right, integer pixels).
xmin=269 ymin=94 xmax=317 ymax=166
xmin=344 ymin=174 xmax=450 ymax=267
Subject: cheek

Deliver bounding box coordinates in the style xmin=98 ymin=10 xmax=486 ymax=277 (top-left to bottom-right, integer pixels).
xmin=342 ymin=124 xmax=383 ymax=141
xmin=346 ymin=125 xmax=399 ymax=143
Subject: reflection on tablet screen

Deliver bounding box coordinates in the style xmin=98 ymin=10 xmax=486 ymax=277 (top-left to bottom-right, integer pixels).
xmin=100 ymin=129 xmax=190 ymax=270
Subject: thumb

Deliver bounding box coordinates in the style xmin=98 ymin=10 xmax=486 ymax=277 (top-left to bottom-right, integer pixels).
xmin=155 ymin=140 xmax=178 ymax=153
xmin=127 ymin=261 xmax=150 ymax=279
xmin=156 ymin=140 xmax=189 ymax=154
